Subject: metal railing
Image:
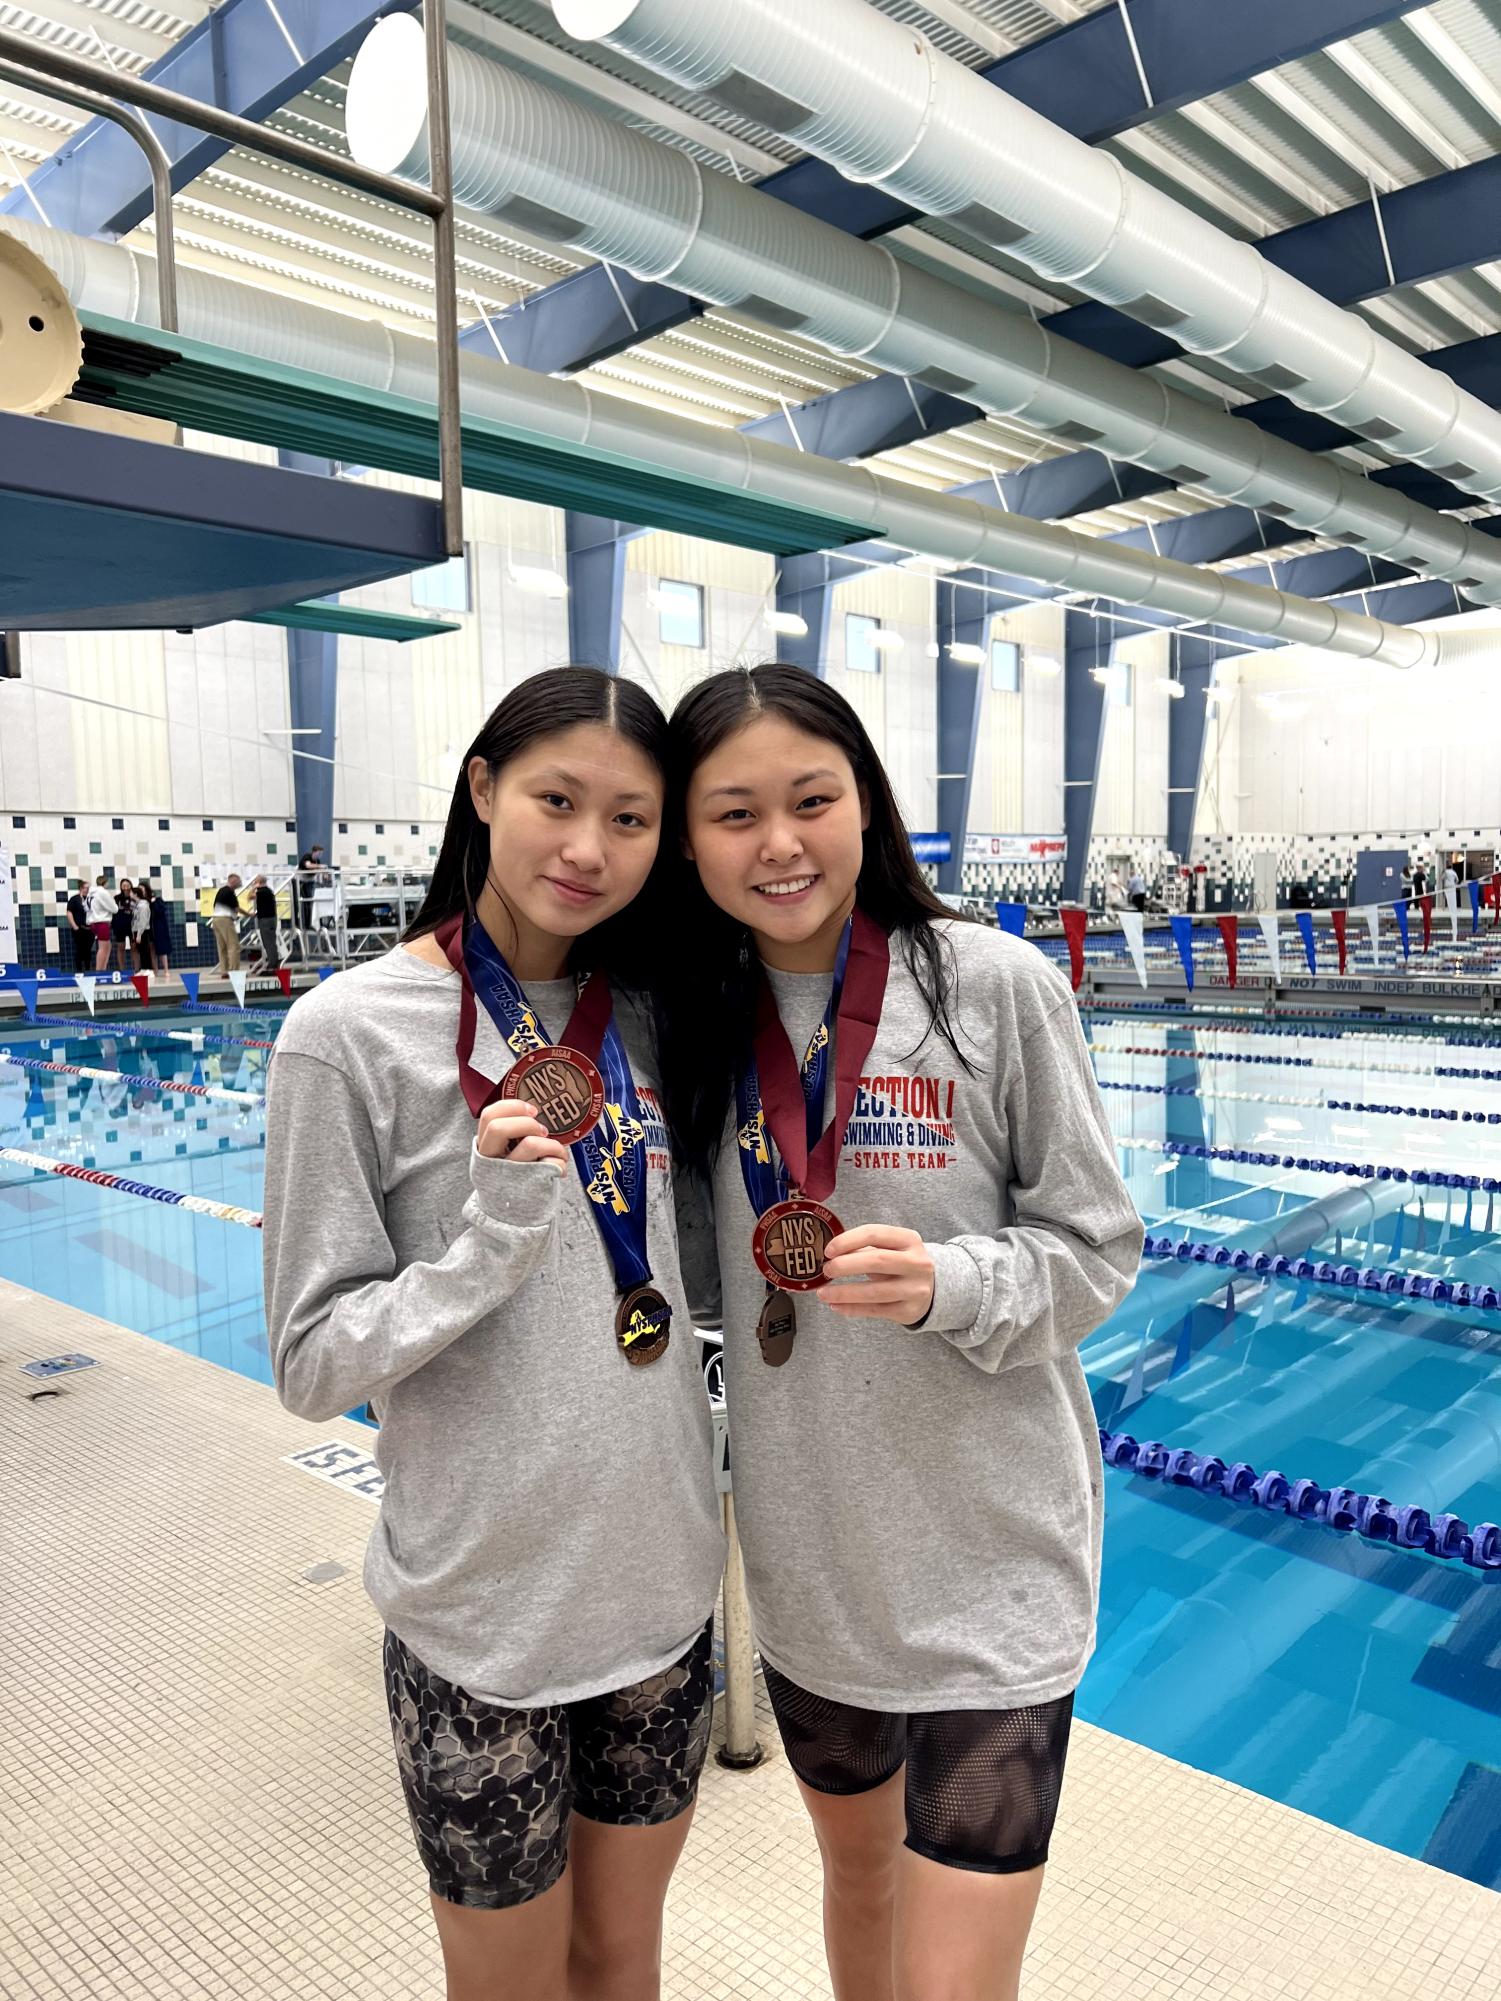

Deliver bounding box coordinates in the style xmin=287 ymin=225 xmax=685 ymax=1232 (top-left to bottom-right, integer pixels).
xmin=0 ymin=13 xmax=464 ymax=553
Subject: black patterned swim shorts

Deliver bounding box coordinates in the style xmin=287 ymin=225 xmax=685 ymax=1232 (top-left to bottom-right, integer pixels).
xmin=383 ymin=1622 xmax=715 ymax=1909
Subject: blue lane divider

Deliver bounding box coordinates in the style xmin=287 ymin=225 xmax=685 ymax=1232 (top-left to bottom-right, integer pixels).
xmin=181 ymin=1000 xmax=286 ymax=1020
xmin=1098 ymin=1426 xmax=1501 ymax=1571
xmin=1122 ymin=1134 xmax=1501 ymax=1189
xmin=1327 ymin=1096 xmax=1501 ymax=1123
xmin=1093 ymin=1042 xmax=1319 ymax=1067
xmin=1140 ymin=1231 xmax=1501 ymax=1309
xmin=1097 ymin=1078 xmax=1501 ymax=1125
xmin=30 ymin=1012 xmax=274 ymax=1051
xmin=1083 ymin=1004 xmax=1501 ymax=1046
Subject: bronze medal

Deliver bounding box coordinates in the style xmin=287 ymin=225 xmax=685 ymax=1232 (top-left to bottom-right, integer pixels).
xmin=752 ymin=1197 xmax=841 ymax=1292
xmin=756 ymin=1287 xmax=797 ymax=1367
xmin=615 ymin=1283 xmax=672 ymax=1367
xmin=501 ymin=1044 xmax=606 ymax=1146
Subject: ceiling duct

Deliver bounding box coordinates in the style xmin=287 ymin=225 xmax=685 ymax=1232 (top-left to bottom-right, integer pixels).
xmin=344 ymin=17 xmax=1501 ymax=606
xmin=555 ymin=0 xmax=1501 ymax=508
xmin=3 ymin=213 xmax=1492 ymax=671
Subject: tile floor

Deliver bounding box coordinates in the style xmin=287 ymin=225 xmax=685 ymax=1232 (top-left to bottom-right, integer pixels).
xmin=1 ymin=1278 xmax=1496 ymax=2000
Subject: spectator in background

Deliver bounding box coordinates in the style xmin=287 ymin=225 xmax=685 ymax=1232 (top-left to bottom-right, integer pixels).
xmin=131 ymin=881 xmax=154 ymax=973
xmin=148 ymin=882 xmax=172 ymax=976
xmin=65 ymin=877 xmax=92 ymax=973
xmin=111 ymin=879 xmax=135 ymax=974
xmin=295 ymin=842 xmax=328 ymax=938
xmin=86 ymin=876 xmax=116 ymax=973
xmin=1443 ymin=859 xmax=1459 ymax=904
xmin=1413 ymin=859 xmax=1429 ymax=900
xmin=1400 ymin=863 xmax=1414 ymax=902
xmin=251 ymin=874 xmax=280 ymax=971
xmin=1104 ymin=867 xmax=1126 ymax=913
xmin=212 ymin=875 xmax=245 ymax=974
xmin=1128 ymin=863 xmax=1147 ymax=913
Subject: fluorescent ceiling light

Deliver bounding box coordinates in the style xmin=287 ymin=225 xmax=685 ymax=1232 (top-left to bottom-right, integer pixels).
xmin=1163 ymin=678 xmax=1186 ymax=698
xmin=925 ymin=641 xmax=941 ymax=657
xmin=1028 ymin=652 xmax=1061 ymax=677
xmin=766 ymin=609 xmax=809 ymax=637
xmin=509 ymin=560 xmax=569 ymax=598
xmin=869 ymin=628 xmax=905 ymax=654
xmin=946 ymin=642 xmax=986 ymax=665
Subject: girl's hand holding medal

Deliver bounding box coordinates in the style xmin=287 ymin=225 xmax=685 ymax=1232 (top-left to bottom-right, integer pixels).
xmin=476 ymin=1097 xmax=570 ymax=1170
xmin=820 ymin=1224 xmax=936 ymax=1325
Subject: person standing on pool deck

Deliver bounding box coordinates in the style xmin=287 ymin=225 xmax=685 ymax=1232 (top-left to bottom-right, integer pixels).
xmin=262 ymin=668 xmax=723 ymax=2001
xmin=65 ymin=878 xmax=92 ymax=973
xmin=147 ymin=880 xmax=172 ymax=977
xmin=659 ymin=665 xmax=1142 ymax=2001
xmin=111 ymin=878 xmax=135 ymax=974
xmin=212 ymin=875 xmax=244 ymax=974
xmin=250 ymin=875 xmax=280 ymax=970
xmin=86 ymin=876 xmax=116 ymax=973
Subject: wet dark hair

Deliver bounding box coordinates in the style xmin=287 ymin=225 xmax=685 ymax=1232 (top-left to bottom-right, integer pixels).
xmin=659 ymin=663 xmax=976 ymax=1174
xmin=404 ymin=665 xmax=671 ymax=986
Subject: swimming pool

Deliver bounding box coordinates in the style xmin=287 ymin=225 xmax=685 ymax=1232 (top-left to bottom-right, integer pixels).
xmin=2 ymin=999 xmax=1497 ymax=1888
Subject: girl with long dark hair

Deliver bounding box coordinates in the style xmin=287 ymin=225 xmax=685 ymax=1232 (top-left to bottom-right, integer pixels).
xmin=262 ymin=667 xmax=723 ymax=2001
xmin=661 ymin=665 xmax=1141 ymax=2001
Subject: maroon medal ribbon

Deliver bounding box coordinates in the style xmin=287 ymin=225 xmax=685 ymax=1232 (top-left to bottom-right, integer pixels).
xmin=751 ymin=907 xmax=890 ymax=1205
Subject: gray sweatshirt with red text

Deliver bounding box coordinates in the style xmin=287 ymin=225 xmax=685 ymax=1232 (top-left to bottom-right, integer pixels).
xmin=688 ymin=920 xmax=1142 ymax=1711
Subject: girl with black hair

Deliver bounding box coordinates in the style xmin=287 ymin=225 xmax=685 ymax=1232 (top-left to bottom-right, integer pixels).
xmin=662 ymin=665 xmax=1141 ymax=2001
xmin=262 ymin=667 xmax=723 ymax=2001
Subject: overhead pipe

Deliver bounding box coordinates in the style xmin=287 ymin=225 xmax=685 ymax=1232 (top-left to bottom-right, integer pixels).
xmin=348 ymin=19 xmax=1501 ymax=607
xmin=1 ymin=212 xmax=1491 ymax=670
xmin=556 ymin=0 xmax=1501 ymax=510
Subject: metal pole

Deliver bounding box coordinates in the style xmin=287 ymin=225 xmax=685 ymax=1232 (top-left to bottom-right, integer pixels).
xmin=0 ymin=28 xmax=445 ymax=219
xmin=422 ymin=0 xmax=465 ymax=557
xmin=716 ymin=1493 xmax=764 ymax=1771
xmin=0 ymin=56 xmax=177 ymax=331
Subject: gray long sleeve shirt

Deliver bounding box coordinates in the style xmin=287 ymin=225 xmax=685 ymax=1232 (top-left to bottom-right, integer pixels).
xmin=261 ymin=947 xmax=724 ymax=1707
xmin=698 ymin=919 xmax=1142 ymax=1711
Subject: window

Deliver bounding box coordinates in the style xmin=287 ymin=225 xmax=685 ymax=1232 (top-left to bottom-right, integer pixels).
xmin=656 ymin=578 xmax=704 ymax=648
xmin=412 ymin=549 xmax=471 ymax=614
xmin=846 ymin=613 xmax=882 ymax=674
xmin=1109 ymin=661 xmax=1133 ymax=708
xmin=989 ymin=636 xmax=1020 ymax=693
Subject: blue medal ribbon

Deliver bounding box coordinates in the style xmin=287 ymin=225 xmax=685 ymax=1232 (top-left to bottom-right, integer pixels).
xmin=455 ymin=918 xmax=654 ymax=1294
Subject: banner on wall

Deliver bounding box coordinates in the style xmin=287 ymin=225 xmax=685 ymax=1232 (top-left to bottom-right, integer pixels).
xmin=0 ymin=842 xmax=16 ymax=966
xmin=908 ymin=833 xmax=953 ymax=864
xmin=962 ymin=833 xmax=1067 ymax=865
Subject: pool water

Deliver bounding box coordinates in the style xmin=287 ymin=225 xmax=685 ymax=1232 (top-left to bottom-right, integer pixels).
xmin=2 ymin=1001 xmax=1498 ymax=1887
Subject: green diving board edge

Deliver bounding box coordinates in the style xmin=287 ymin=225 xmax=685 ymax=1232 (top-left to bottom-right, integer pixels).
xmin=246 ymin=600 xmax=460 ymax=643
xmin=72 ymin=316 xmax=884 ymax=560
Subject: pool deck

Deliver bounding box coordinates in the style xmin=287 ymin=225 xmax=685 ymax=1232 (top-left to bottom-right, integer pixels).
xmin=2 ymin=1277 xmax=1496 ymax=2001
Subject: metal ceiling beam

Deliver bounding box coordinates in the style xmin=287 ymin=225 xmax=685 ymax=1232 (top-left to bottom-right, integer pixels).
xmin=280 ymin=447 xmax=339 ymax=866
xmin=1061 ymin=608 xmax=1112 ymax=906
xmin=465 ymin=0 xmax=1422 ymax=368
xmin=1 ymin=0 xmax=420 ymax=238
xmin=566 ymin=512 xmax=626 ymax=674
xmin=1167 ymin=635 xmax=1216 ymax=868
xmin=934 ymin=574 xmax=989 ymax=893
xmin=772 ymin=552 xmax=867 ymax=676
